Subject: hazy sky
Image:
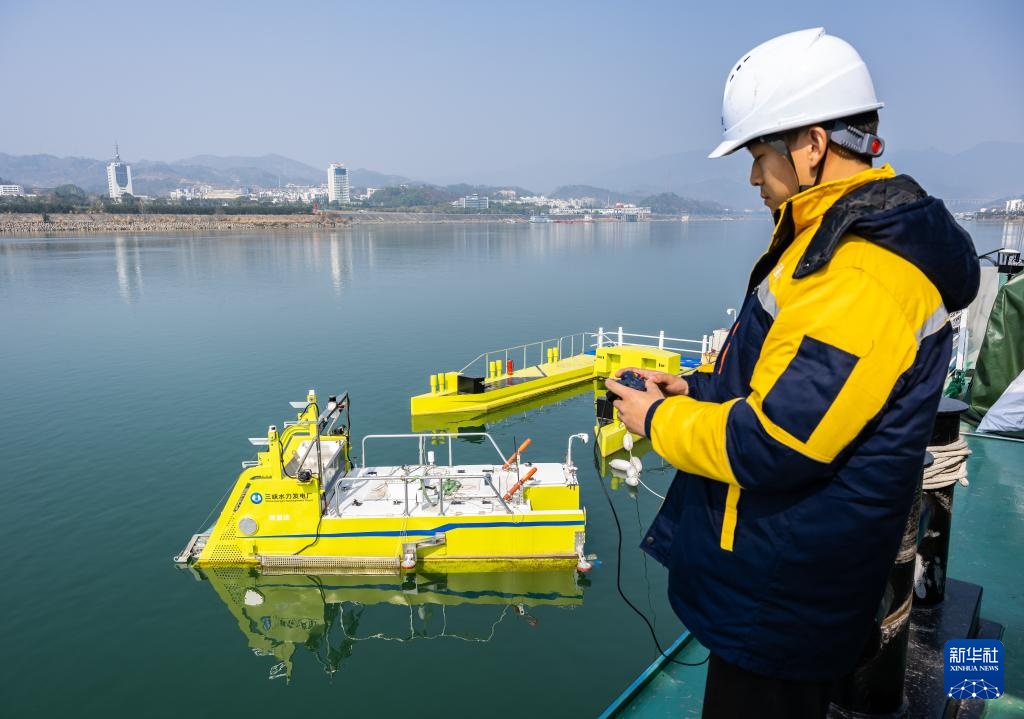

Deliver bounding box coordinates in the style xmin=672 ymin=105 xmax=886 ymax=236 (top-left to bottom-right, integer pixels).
xmin=2 ymin=0 xmax=1021 ymax=188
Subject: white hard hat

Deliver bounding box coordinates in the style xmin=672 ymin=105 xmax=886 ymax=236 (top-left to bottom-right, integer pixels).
xmin=709 ymin=28 xmax=884 ymax=159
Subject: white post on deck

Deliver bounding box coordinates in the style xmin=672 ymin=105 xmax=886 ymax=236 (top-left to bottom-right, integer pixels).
xmin=597 ymin=327 xmax=604 ymax=348
xmin=658 ymin=330 xmax=665 ymax=350
xmin=617 ymin=326 xmax=623 ymax=346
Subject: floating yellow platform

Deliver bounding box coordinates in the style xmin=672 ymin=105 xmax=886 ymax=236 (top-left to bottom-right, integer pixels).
xmin=409 ymin=328 xmax=722 ymax=456
xmin=410 ymin=382 xmax=592 ymax=434
xmin=410 ymin=353 xmax=595 ymax=417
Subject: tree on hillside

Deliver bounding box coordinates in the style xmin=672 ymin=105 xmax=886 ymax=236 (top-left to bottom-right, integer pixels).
xmin=366 ymin=185 xmax=461 ymax=208
xmin=639 ymin=192 xmax=723 ymax=215
xmin=53 ymin=184 xmax=89 ymax=201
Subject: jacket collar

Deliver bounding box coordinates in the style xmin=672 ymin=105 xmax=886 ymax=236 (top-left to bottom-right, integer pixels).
xmin=781 ymin=164 xmax=897 ymax=232
xmin=749 ymin=164 xmax=898 ymax=295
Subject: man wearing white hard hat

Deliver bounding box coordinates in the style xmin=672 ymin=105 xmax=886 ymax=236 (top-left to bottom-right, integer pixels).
xmin=608 ymin=28 xmax=980 ymax=717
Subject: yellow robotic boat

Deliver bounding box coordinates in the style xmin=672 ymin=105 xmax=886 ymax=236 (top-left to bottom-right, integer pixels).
xmin=175 ymin=390 xmax=593 ymax=572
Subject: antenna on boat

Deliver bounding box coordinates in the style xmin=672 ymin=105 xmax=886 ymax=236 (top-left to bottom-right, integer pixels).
xmin=513 ymin=434 xmax=520 ymax=491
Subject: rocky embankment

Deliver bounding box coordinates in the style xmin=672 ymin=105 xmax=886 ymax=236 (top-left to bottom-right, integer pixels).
xmin=0 ymin=213 xmax=342 ymax=234
xmin=0 ymin=212 xmax=526 ymax=234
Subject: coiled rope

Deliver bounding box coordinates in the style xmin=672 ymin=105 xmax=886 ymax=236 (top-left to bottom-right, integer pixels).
xmin=923 ymin=437 xmax=971 ymax=490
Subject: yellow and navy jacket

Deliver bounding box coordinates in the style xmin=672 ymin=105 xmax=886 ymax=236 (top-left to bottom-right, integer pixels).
xmin=641 ymin=166 xmax=980 ymax=680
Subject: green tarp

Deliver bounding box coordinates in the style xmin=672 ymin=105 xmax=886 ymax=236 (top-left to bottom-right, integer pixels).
xmin=970 ymin=272 xmax=1024 ymax=418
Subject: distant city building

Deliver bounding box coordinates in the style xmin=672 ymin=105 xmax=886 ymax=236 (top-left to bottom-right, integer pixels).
xmin=549 ymin=203 xmax=650 ymax=221
xmin=365 ymin=187 xmax=379 ymax=200
xmin=327 ymin=163 xmax=351 ymax=204
xmin=496 ymin=189 xmax=517 ymax=200
xmin=1006 ymin=198 xmax=1024 ymax=214
xmin=204 ymin=189 xmax=242 ymax=200
xmin=106 ymin=144 xmax=134 ymax=200
xmin=455 ymin=194 xmax=489 ymax=210
xmin=0 ymin=184 xmax=23 ymax=196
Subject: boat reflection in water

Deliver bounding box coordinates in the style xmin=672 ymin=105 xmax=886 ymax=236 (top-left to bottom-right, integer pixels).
xmin=191 ymin=565 xmax=588 ymax=681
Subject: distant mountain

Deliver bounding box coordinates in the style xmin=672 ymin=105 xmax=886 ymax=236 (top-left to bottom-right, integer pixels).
xmin=173 ymin=155 xmax=413 ymax=190
xmin=0 ymin=153 xmax=414 ymax=196
xmin=173 ymin=153 xmax=321 ymax=182
xmin=349 ymin=168 xmax=415 ymax=189
xmin=885 ymin=142 xmax=1024 ymax=205
xmin=0 ymin=153 xmax=111 ymax=194
xmin=443 ymin=183 xmax=536 ymax=197
xmin=549 ymin=185 xmax=642 ymax=204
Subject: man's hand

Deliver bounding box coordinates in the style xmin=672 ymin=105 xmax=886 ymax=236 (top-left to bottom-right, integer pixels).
xmin=605 ymin=373 xmax=667 ymax=437
xmin=616 ymin=367 xmax=689 ymax=397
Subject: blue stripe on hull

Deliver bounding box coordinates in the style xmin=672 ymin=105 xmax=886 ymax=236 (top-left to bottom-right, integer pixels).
xmin=252 ymin=519 xmax=585 ymax=540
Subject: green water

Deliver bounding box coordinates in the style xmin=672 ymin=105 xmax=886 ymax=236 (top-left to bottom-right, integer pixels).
xmin=1 ymin=220 xmax=1018 ymax=717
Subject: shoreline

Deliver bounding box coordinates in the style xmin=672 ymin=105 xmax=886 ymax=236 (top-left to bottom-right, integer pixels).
xmin=0 ymin=211 xmax=503 ymax=234
xmin=0 ymin=211 xmax=768 ymax=235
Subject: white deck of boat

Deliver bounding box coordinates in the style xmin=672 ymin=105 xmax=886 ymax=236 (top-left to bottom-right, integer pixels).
xmin=323 ymin=462 xmax=572 ymax=518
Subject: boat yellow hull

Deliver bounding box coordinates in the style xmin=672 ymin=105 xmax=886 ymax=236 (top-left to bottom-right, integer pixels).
xmin=196 ymin=509 xmax=586 ymax=567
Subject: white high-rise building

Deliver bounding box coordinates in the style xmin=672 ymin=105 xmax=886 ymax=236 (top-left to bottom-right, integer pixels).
xmin=106 ymin=144 xmax=134 ymax=200
xmin=327 ymin=163 xmax=350 ymax=204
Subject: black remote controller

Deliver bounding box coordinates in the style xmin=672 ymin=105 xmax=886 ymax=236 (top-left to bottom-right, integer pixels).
xmin=606 ymin=370 xmax=647 ymax=403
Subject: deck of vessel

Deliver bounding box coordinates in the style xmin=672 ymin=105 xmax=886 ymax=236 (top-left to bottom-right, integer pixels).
xmin=323 ymin=462 xmax=571 ymax=518
xmin=601 ymin=432 xmax=1024 ymax=717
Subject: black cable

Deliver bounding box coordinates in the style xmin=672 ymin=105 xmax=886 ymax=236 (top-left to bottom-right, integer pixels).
xmin=634 ymin=492 xmax=657 ymax=620
xmin=592 ymin=420 xmax=710 ymax=667
xmin=292 ymin=499 xmax=325 ymax=556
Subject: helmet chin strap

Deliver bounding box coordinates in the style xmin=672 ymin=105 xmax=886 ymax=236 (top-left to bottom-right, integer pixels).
xmin=765 ymin=136 xmax=827 ymax=195
xmin=762 ymin=131 xmax=830 ymax=193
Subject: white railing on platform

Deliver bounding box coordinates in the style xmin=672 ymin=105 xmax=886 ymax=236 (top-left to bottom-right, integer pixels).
xmin=454 ymin=326 xmax=715 ymax=378
xmin=593 ymin=326 xmax=710 ymax=356
xmin=458 ymin=332 xmax=592 ymax=376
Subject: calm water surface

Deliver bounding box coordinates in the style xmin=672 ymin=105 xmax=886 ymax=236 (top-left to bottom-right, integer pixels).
xmin=1 ymin=219 xmax=1018 ymax=716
